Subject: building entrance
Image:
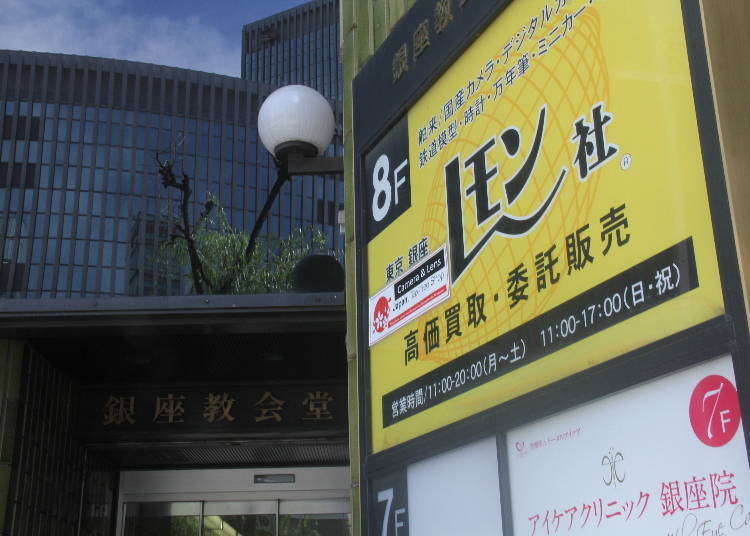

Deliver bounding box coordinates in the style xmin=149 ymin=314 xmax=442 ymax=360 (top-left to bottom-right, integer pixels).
xmin=0 ymin=295 xmax=348 ymax=534
xmin=117 ymin=467 xmax=351 ymax=536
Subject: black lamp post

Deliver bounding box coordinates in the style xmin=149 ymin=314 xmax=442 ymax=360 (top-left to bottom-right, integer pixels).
xmin=246 ymin=85 xmax=344 ymax=260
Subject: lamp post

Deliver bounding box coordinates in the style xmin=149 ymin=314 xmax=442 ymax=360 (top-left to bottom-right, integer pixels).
xmin=246 ymin=85 xmax=344 ymax=260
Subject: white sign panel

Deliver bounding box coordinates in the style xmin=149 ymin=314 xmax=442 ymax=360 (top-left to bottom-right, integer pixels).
xmin=408 ymin=436 xmax=503 ymax=536
xmin=507 ymin=355 xmax=750 ymax=536
xmin=368 ymin=246 xmax=450 ymax=346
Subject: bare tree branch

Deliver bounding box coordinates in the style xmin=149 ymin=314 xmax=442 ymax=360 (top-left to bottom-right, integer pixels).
xmin=155 ymin=152 xmax=304 ymax=295
xmin=156 ymin=152 xmax=216 ymax=294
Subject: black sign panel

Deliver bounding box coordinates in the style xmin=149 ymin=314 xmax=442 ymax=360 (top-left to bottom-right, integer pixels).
xmin=364 ymin=115 xmax=411 ymax=242
xmin=370 ymin=469 xmax=409 ymax=536
xmin=75 ymin=381 xmax=347 ymax=441
xmin=393 ymin=248 xmax=446 ymax=300
xmin=382 ymin=238 xmax=699 ymax=426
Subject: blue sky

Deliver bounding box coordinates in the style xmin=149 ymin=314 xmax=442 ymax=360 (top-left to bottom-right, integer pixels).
xmin=0 ymin=0 xmax=311 ymax=77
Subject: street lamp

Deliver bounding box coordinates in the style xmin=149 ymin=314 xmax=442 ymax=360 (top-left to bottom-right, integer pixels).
xmin=258 ymin=85 xmax=332 ymax=157
xmin=246 ymin=85 xmax=344 ymax=273
xmin=259 ymin=84 xmax=344 ymax=174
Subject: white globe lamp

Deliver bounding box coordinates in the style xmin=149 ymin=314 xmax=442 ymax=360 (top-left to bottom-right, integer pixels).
xmin=257 ymin=85 xmax=336 ymax=160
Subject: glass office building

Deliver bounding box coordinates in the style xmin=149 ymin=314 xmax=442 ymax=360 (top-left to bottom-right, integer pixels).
xmin=242 ymin=0 xmax=341 ymax=100
xmin=0 ymin=50 xmax=344 ymax=298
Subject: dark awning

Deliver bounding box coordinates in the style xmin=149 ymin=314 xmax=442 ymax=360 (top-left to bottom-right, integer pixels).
xmin=0 ymin=292 xmax=345 ymax=338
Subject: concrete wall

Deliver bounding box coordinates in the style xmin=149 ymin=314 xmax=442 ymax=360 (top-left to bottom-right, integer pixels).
xmin=701 ymin=0 xmax=750 ymax=328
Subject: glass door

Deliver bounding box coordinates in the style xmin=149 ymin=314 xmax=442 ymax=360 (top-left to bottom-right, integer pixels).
xmin=122 ymin=502 xmax=202 ymax=536
xmin=278 ymin=499 xmax=350 ymax=536
xmin=203 ymin=501 xmax=278 ymax=536
xmin=122 ymin=499 xmax=350 ymax=536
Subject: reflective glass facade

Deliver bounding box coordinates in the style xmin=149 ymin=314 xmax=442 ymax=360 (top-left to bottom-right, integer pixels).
xmin=0 ymin=51 xmax=344 ymax=298
xmin=242 ymin=0 xmax=341 ymax=100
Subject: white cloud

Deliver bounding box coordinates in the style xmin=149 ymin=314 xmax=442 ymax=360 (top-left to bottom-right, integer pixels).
xmin=0 ymin=0 xmax=240 ymax=77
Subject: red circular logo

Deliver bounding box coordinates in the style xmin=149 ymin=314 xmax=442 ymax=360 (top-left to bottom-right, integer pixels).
xmin=372 ymin=296 xmax=390 ymax=333
xmin=689 ymin=375 xmax=741 ymax=447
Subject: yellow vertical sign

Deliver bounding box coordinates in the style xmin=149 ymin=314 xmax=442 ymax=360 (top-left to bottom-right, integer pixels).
xmin=365 ymin=0 xmax=723 ymax=453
